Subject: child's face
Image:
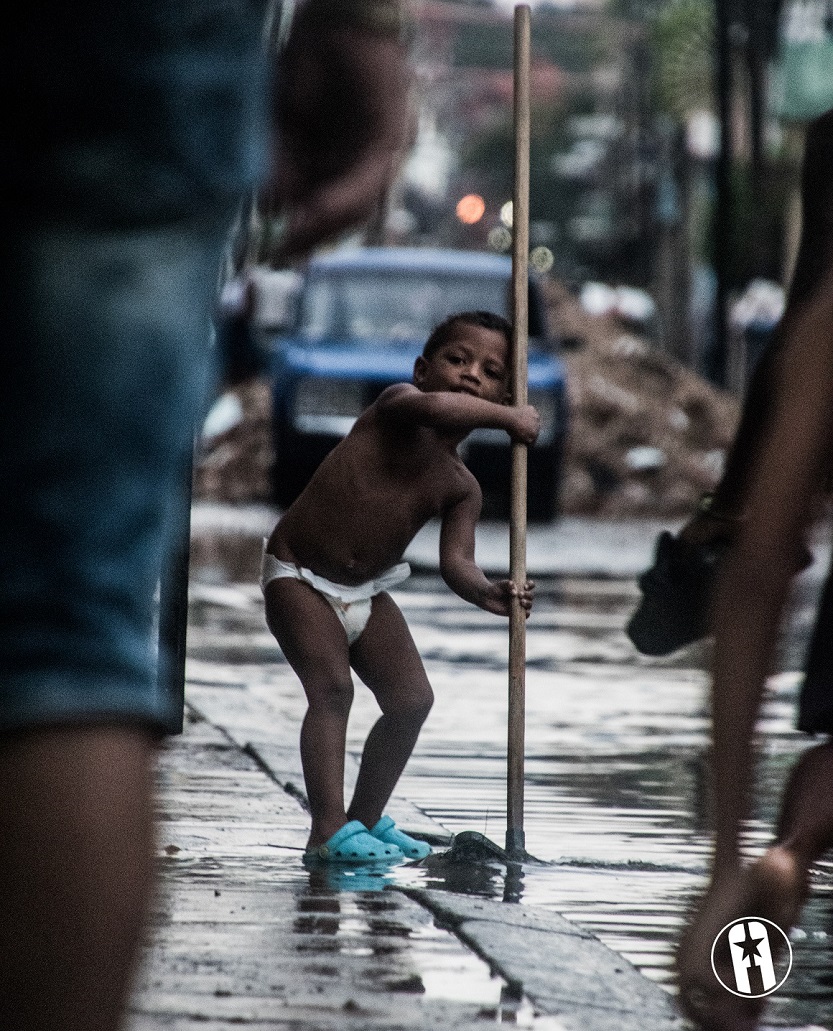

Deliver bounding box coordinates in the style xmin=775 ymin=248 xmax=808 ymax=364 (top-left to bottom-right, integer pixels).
xmin=414 ymin=324 xmax=510 ymax=403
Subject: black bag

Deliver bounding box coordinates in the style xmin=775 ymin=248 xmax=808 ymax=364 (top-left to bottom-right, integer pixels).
xmin=797 ymin=557 xmax=833 ymax=735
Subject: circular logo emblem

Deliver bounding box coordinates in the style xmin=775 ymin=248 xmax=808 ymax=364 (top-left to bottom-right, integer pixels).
xmin=711 ymin=917 xmax=793 ymax=998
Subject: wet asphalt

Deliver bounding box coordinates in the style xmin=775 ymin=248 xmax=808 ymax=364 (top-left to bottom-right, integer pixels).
xmin=128 ymin=504 xmax=833 ymax=1030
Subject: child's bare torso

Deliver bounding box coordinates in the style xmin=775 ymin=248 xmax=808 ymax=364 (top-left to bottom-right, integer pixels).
xmin=268 ymin=402 xmax=474 ymax=586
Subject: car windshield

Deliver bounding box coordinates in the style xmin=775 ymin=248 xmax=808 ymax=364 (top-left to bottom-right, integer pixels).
xmin=296 ymin=272 xmax=509 ymax=344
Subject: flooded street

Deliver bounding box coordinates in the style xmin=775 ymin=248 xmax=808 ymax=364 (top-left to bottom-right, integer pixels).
xmin=186 ymin=525 xmax=833 ymax=1029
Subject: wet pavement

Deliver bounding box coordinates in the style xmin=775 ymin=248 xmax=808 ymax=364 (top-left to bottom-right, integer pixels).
xmin=130 ymin=505 xmax=833 ymax=1030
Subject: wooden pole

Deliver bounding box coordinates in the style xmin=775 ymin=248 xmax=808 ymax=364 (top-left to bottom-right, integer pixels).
xmin=506 ymin=2 xmax=530 ymax=861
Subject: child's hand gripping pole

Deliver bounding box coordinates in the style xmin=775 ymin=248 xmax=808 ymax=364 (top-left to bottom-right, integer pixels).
xmin=506 ymin=2 xmax=531 ymax=862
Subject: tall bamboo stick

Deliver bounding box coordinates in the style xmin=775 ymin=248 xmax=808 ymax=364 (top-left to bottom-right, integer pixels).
xmin=506 ymin=2 xmax=530 ymax=860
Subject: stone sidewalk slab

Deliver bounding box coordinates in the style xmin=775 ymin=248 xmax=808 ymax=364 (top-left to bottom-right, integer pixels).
xmin=409 ymin=891 xmax=688 ymax=1031
xmin=131 ymin=707 xmax=531 ymax=1031
xmin=132 ymin=682 xmax=696 ymax=1030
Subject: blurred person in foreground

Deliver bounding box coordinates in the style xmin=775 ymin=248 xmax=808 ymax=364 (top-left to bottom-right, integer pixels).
xmin=627 ymin=104 xmax=833 ymax=664
xmin=673 ymin=109 xmax=833 ymax=1030
xmin=0 ymin=2 xmax=409 ymax=1030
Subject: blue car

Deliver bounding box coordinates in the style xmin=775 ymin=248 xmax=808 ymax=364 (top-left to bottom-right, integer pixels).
xmin=267 ymin=247 xmax=568 ymax=522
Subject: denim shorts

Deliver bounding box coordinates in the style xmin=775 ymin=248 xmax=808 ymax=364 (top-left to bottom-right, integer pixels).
xmin=0 ymin=0 xmax=271 ymax=733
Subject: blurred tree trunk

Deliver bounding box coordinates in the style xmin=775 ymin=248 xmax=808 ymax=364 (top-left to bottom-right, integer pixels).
xmin=654 ymin=123 xmax=693 ymax=364
xmin=709 ymin=0 xmax=733 ymax=389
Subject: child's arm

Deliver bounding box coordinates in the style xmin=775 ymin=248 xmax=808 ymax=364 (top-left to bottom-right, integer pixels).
xmin=376 ymin=383 xmax=539 ymax=444
xmin=439 ymin=480 xmax=534 ymax=617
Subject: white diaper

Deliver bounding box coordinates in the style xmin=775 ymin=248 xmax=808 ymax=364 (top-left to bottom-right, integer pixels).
xmin=260 ymin=541 xmax=410 ymax=645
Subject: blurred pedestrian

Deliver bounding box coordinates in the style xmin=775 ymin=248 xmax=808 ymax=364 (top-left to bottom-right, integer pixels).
xmin=0 ymin=2 xmax=409 ymax=1029
xmin=673 ymin=108 xmax=833 ymax=1030
xmin=627 ymin=106 xmax=833 ymax=664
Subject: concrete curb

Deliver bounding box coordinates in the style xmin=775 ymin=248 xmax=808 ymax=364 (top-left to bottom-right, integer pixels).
xmin=216 ymin=725 xmax=689 ymax=1028
xmin=183 ymin=683 xmax=693 ymax=1031
xmin=406 ymin=891 xmax=690 ymax=1031
xmin=247 ymin=741 xmax=454 ymax=846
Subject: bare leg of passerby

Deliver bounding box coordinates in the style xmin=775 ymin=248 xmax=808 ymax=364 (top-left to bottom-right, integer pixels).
xmin=673 ymin=115 xmax=833 ymax=1023
xmin=676 ymin=743 xmax=833 ymax=1031
xmin=674 ymin=252 xmax=833 ymax=1028
xmin=0 ymin=726 xmax=156 ymax=1031
xmin=676 ymin=853 xmax=805 ymax=1031
xmin=676 ymin=750 xmax=830 ymax=1030
xmin=776 ymin=740 xmax=833 ymax=863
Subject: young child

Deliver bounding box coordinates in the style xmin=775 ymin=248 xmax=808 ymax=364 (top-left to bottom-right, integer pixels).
xmin=261 ymin=310 xmax=539 ymax=864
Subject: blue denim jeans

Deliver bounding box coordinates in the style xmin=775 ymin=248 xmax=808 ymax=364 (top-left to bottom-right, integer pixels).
xmin=0 ymin=0 xmax=271 ymax=732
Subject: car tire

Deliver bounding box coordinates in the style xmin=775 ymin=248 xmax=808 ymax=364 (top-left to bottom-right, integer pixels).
xmin=527 ymin=438 xmax=564 ymax=524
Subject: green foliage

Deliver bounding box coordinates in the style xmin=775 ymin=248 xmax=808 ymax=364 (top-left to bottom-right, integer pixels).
xmin=651 ymin=0 xmax=714 ymax=117
xmin=605 ymin=0 xmax=666 ymax=17
xmin=452 ymin=22 xmax=512 ymax=69
xmin=605 ymin=0 xmax=713 ymax=116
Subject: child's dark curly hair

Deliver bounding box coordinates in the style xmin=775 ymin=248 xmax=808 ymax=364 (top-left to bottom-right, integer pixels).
xmin=422 ymin=311 xmax=512 ymax=360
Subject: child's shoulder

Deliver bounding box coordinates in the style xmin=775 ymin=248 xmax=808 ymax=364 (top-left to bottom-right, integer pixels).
xmin=368 ymin=382 xmax=421 ymax=422
xmin=374 ymin=382 xmax=418 ymax=405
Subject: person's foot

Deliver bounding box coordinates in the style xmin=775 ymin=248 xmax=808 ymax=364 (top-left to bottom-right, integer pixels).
xmin=304 ymin=820 xmax=404 ymax=865
xmin=675 ymin=846 xmax=808 ymax=1030
xmin=369 ymin=815 xmax=432 ymax=860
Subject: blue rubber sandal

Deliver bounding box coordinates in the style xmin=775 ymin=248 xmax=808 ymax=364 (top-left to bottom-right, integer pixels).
xmin=369 ymin=815 xmax=432 ymax=860
xmin=304 ymin=820 xmax=403 ymax=865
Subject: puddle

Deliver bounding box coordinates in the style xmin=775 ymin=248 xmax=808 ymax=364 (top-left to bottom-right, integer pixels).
xmin=185 ymin=563 xmax=833 ymax=1027
xmin=351 ymin=577 xmax=833 ymax=1026
xmin=282 ymin=876 xmax=577 ymax=1026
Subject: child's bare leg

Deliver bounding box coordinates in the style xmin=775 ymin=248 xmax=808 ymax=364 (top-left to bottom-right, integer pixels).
xmin=346 ymin=592 xmax=433 ymax=830
xmin=264 ymin=579 xmax=355 ymax=849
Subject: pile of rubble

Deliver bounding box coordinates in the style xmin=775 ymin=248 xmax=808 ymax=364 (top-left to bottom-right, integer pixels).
xmin=194 ymin=379 xmax=274 ymax=504
xmin=193 ymin=278 xmax=741 ymax=518
xmin=542 ymin=279 xmax=740 ymax=517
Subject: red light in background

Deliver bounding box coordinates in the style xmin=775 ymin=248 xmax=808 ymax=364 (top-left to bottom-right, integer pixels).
xmin=456 ymin=194 xmax=486 ymax=225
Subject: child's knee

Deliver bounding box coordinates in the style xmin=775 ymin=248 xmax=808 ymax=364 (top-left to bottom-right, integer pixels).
xmin=306 ymin=676 xmax=354 ymax=715
xmin=402 ymin=686 xmax=434 ymax=726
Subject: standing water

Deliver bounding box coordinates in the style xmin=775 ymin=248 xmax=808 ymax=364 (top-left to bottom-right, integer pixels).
xmin=187 ymin=537 xmax=833 ymax=1029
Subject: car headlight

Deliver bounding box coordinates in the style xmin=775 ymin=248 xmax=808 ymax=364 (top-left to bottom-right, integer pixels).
xmin=291 ymin=378 xmax=366 ymax=436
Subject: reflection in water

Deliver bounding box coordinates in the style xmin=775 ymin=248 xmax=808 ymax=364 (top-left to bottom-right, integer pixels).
xmin=304 ymin=862 xmax=400 ymax=894
xmin=371 ymin=577 xmax=833 ymax=1027
xmin=504 ymin=861 xmax=525 ymax=905
xmin=285 ymin=872 xmax=511 ymax=1009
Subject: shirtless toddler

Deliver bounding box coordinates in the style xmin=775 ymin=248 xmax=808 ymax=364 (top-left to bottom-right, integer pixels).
xmin=261 ymin=311 xmax=539 ymax=864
